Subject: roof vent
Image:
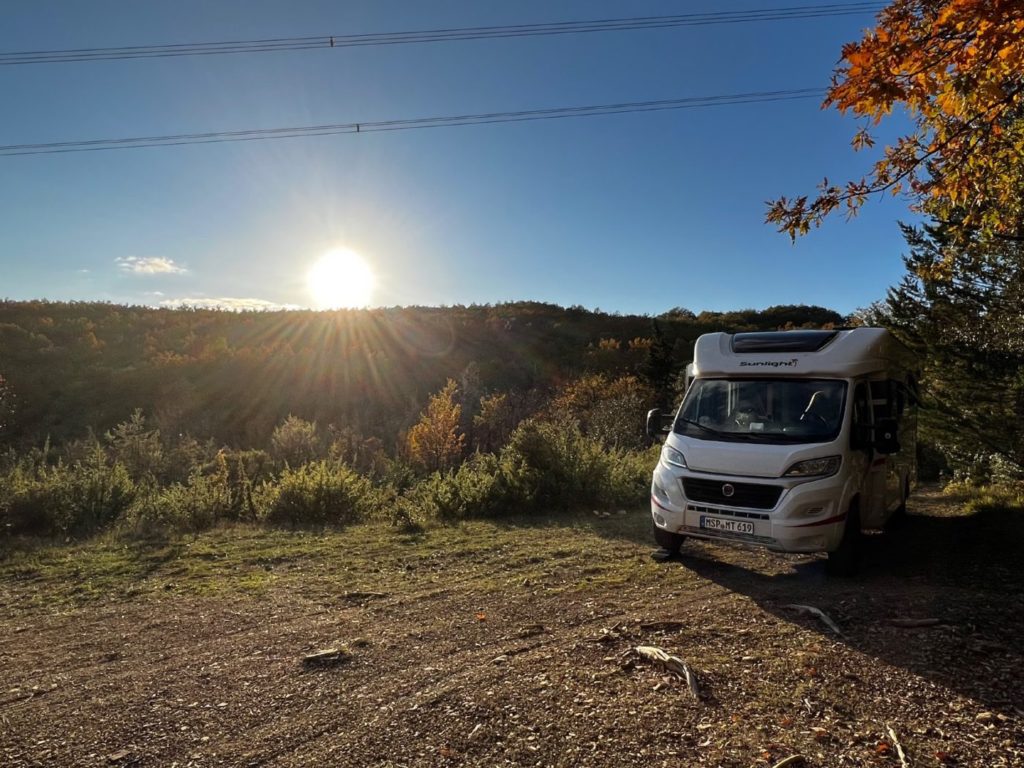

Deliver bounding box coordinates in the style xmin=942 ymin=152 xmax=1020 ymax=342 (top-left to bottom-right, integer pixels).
xmin=731 ymin=330 xmax=838 ymax=353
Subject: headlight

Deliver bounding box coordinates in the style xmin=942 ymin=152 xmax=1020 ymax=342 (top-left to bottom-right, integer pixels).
xmin=660 ymin=445 xmax=687 ymax=469
xmin=783 ymin=456 xmax=841 ymax=477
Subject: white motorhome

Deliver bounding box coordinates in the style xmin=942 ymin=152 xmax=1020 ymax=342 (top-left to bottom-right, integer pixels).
xmin=647 ymin=328 xmax=918 ymax=575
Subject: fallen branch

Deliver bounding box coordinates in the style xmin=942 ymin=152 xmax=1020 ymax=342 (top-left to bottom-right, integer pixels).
xmin=886 ymin=723 xmax=910 ymax=768
xmin=302 ymin=647 xmax=351 ymax=668
xmin=771 ymin=756 xmax=806 ymax=768
xmin=639 ymin=620 xmax=686 ymax=632
xmin=634 ymin=645 xmax=700 ymax=699
xmin=784 ymin=604 xmax=844 ymax=637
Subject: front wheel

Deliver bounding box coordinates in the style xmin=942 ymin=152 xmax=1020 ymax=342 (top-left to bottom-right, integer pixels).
xmin=653 ymin=524 xmax=686 ymax=556
xmin=825 ymin=504 xmax=862 ymax=577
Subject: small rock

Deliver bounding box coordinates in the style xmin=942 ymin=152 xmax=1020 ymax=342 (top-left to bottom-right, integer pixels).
xmin=976 ymin=711 xmax=995 ymax=723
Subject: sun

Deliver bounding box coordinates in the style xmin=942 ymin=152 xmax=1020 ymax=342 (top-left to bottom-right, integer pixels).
xmin=307 ymin=248 xmax=375 ymax=309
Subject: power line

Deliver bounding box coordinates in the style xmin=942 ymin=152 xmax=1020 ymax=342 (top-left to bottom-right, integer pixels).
xmin=0 ymin=88 xmax=826 ymax=157
xmin=0 ymin=3 xmax=883 ymax=65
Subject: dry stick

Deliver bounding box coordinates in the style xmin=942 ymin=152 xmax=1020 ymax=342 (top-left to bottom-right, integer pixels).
xmin=634 ymin=645 xmax=700 ymax=699
xmin=784 ymin=604 xmax=844 ymax=636
xmin=639 ymin=620 xmax=686 ymax=631
xmin=771 ymin=756 xmax=806 ymax=768
xmin=886 ymin=723 xmax=910 ymax=768
xmin=302 ymin=647 xmax=351 ymax=668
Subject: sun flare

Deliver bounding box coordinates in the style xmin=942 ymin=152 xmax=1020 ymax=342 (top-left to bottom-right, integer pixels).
xmin=307 ymin=248 xmax=375 ymax=309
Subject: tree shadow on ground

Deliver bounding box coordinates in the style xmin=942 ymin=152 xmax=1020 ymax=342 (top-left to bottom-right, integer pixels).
xmin=594 ymin=490 xmax=1024 ymax=715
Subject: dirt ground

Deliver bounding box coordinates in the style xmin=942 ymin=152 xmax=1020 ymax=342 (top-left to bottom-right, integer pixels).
xmin=1 ymin=487 xmax=1021 ymax=767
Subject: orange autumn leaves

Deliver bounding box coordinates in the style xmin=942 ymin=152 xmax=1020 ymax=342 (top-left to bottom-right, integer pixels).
xmin=767 ymin=0 xmax=1024 ymax=247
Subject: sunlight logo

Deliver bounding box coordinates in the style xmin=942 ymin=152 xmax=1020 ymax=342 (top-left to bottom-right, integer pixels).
xmin=739 ymin=359 xmax=799 ymax=368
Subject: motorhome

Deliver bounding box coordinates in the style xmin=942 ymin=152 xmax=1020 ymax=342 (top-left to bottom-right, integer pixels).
xmin=647 ymin=328 xmax=918 ymax=575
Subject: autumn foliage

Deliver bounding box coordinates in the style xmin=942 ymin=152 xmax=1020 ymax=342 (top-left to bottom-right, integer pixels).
xmin=406 ymin=379 xmax=465 ymax=472
xmin=767 ymin=0 xmax=1024 ymax=248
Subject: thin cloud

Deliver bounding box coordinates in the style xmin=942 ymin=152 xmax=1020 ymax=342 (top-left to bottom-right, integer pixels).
xmin=159 ymin=297 xmax=301 ymax=312
xmin=116 ymin=256 xmax=187 ymax=275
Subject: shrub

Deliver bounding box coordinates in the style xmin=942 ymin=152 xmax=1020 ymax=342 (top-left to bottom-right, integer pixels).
xmin=270 ymin=416 xmax=322 ymax=468
xmin=403 ymin=420 xmax=657 ymax=522
xmin=502 ymin=418 xmax=609 ymax=512
xmin=127 ymin=475 xmax=221 ymax=538
xmin=0 ymin=449 xmax=137 ymax=536
xmin=603 ymin=444 xmax=661 ymax=508
xmin=409 ymin=452 xmax=532 ymax=521
xmin=162 ymin=434 xmax=218 ymax=484
xmin=263 ymin=460 xmax=383 ymax=527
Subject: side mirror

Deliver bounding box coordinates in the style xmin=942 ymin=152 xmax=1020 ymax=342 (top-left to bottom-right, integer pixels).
xmin=874 ymin=418 xmax=901 ymax=455
xmin=646 ymin=408 xmax=669 ymax=440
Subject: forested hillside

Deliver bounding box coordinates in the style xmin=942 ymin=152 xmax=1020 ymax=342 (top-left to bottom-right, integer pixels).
xmin=0 ymin=300 xmax=843 ymax=448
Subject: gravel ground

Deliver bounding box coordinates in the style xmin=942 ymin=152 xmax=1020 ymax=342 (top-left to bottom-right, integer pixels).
xmin=1 ymin=487 xmax=1021 ymax=767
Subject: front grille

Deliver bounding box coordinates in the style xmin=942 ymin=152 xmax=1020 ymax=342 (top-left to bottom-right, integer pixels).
xmin=682 ymin=478 xmax=782 ymax=510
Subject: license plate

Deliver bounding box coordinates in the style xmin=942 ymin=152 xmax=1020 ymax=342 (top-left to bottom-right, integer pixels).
xmin=700 ymin=516 xmax=754 ymax=535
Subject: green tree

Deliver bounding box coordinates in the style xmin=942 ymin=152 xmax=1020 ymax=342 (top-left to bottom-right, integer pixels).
xmin=883 ymin=218 xmax=1024 ymax=479
xmin=106 ymin=410 xmax=163 ymax=480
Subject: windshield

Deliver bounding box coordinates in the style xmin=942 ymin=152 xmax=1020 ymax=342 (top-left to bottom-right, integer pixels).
xmin=674 ymin=378 xmax=847 ymax=444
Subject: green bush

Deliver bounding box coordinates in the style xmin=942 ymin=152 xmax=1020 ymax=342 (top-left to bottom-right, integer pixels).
xmin=263 ymin=460 xmax=383 ymax=527
xmin=402 ymin=420 xmax=657 ymax=522
xmin=270 ymin=416 xmax=323 ymax=468
xmin=503 ymin=418 xmax=613 ymax=512
xmin=0 ymin=450 xmax=136 ymax=536
xmin=409 ymin=452 xmax=532 ymax=521
xmin=603 ymin=444 xmax=661 ymax=508
xmin=127 ymin=475 xmax=220 ymax=538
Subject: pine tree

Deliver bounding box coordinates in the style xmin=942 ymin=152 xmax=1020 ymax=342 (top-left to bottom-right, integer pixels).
xmin=884 ymin=220 xmax=1024 ymax=479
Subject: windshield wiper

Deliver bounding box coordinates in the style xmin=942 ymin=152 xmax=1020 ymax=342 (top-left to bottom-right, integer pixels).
xmin=675 ymin=417 xmax=728 ymax=438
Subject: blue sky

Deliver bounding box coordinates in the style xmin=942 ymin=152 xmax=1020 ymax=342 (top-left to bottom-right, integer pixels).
xmin=0 ymin=1 xmax=914 ymax=316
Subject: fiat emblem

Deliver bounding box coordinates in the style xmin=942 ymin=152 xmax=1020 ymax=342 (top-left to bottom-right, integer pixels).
xmin=721 ymin=483 xmax=735 ymax=498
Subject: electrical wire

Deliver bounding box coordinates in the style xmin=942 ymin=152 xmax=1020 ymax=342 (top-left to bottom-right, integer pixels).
xmin=0 ymin=3 xmax=884 ymax=66
xmin=0 ymin=88 xmax=826 ymax=157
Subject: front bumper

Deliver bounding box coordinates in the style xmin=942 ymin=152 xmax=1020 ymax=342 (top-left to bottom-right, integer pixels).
xmin=650 ymin=462 xmax=848 ymax=553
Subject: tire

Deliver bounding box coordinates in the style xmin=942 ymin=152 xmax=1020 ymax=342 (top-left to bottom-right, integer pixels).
xmin=825 ymin=503 xmax=862 ymax=577
xmin=653 ymin=524 xmax=685 ymax=555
